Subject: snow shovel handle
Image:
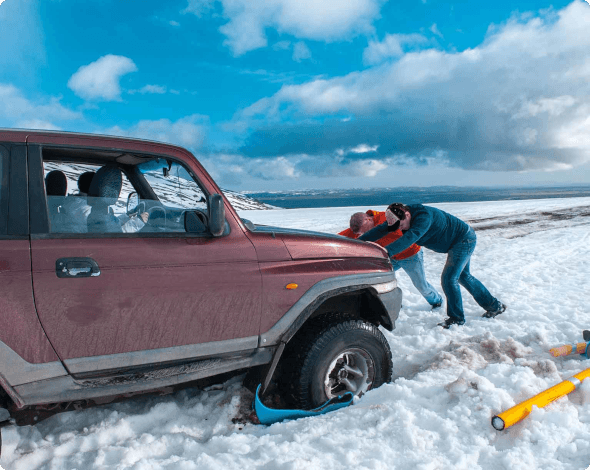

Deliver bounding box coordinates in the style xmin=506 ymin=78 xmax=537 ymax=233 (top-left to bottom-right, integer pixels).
xmin=492 ymin=368 xmax=590 ymax=431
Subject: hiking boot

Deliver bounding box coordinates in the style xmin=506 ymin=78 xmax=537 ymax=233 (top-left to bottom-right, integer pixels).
xmin=431 ymin=301 xmax=442 ymax=310
xmin=482 ymin=303 xmax=506 ymax=319
xmin=437 ymin=317 xmax=465 ymax=329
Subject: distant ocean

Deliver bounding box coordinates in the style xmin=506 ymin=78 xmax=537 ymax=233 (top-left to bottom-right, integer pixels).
xmin=247 ymin=185 xmax=590 ymax=209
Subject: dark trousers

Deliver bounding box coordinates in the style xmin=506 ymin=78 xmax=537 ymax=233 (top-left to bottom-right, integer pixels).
xmin=441 ymin=228 xmax=501 ymax=323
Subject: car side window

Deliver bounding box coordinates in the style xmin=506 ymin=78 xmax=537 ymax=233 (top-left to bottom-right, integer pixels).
xmin=140 ymin=161 xmax=208 ymax=211
xmin=136 ymin=160 xmax=211 ymax=233
xmin=0 ymin=145 xmax=8 ymax=235
xmin=43 ymin=161 xmax=136 ymax=234
xmin=41 ymin=149 xmax=215 ymax=236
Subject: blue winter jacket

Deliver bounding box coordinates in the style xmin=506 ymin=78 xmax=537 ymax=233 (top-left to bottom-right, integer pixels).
xmin=359 ymin=204 xmax=471 ymax=257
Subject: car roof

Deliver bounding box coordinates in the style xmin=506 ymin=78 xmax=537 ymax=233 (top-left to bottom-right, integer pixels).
xmin=0 ymin=128 xmax=187 ymax=153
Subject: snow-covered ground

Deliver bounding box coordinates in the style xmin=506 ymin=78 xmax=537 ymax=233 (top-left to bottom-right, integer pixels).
xmin=3 ymin=197 xmax=590 ymax=470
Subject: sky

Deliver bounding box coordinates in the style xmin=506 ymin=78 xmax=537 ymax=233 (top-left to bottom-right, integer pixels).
xmin=1 ymin=0 xmax=590 ymax=191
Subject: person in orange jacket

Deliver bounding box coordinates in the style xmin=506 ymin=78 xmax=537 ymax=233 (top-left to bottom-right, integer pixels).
xmin=339 ymin=210 xmax=442 ymax=309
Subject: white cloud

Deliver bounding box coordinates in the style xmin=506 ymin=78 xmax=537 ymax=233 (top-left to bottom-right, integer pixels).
xmin=565 ymin=57 xmax=590 ymax=79
xmin=152 ymin=15 xmax=182 ymax=28
xmin=235 ymin=1 xmax=590 ymax=172
xmin=336 ymin=144 xmax=378 ymax=155
xmin=0 ymin=83 xmax=81 ymax=130
xmin=105 ymin=114 xmax=209 ymax=149
xmin=516 ymin=128 xmax=538 ymax=146
xmin=68 ymin=55 xmax=138 ymax=101
xmin=295 ymin=155 xmax=389 ymax=177
xmin=430 ymin=23 xmax=443 ymax=39
xmin=202 ymin=151 xmax=391 ymax=186
xmin=363 ymin=33 xmax=428 ymax=65
xmin=350 ymin=144 xmax=379 ymax=153
xmin=200 ymin=153 xmax=301 ymax=185
xmin=543 ymin=162 xmax=574 ymax=171
xmin=344 ymin=159 xmax=387 ymax=176
xmin=292 ymin=42 xmax=312 ymax=62
xmin=553 ymin=105 xmax=590 ymax=149
xmin=271 ymin=40 xmax=312 ymax=62
xmin=511 ymin=96 xmax=576 ymax=119
xmin=184 ymin=0 xmax=215 ymax=17
xmin=187 ymin=0 xmax=384 ymax=56
xmin=129 ymin=84 xmax=168 ymax=95
xmin=16 ymin=119 xmax=61 ymax=131
xmin=253 ymin=156 xmax=300 ymax=179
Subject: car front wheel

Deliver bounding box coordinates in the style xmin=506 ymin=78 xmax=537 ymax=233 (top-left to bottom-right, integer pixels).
xmin=290 ymin=319 xmax=393 ymax=409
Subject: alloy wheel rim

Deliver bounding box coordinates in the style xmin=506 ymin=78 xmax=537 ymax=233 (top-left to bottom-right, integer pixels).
xmin=323 ymin=348 xmax=375 ymax=399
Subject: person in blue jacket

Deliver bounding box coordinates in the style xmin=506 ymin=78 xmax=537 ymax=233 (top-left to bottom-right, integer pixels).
xmin=359 ymin=202 xmax=505 ymax=328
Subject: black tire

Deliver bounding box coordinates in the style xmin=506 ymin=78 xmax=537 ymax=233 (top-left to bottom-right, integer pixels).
xmin=289 ymin=319 xmax=393 ymax=409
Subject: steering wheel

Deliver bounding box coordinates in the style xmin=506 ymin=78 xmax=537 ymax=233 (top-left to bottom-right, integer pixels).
xmin=140 ymin=205 xmax=167 ymax=231
xmin=127 ymin=200 xmax=146 ymax=218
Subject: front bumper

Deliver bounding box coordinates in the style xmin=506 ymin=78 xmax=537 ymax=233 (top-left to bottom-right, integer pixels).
xmin=376 ymin=287 xmax=402 ymax=331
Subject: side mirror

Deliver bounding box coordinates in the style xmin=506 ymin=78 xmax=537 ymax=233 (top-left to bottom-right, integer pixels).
xmin=127 ymin=192 xmax=139 ymax=214
xmin=208 ymin=193 xmax=225 ymax=237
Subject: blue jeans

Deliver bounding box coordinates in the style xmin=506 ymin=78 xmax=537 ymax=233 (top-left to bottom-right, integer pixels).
xmin=392 ymin=250 xmax=443 ymax=306
xmin=441 ymin=228 xmax=501 ymax=323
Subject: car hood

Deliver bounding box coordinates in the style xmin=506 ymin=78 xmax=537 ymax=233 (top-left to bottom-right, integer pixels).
xmin=253 ymin=225 xmax=389 ymax=260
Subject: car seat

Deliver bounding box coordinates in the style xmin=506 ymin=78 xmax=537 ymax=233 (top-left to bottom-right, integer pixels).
xmin=45 ymin=170 xmax=69 ymax=232
xmin=77 ymin=171 xmax=95 ymax=196
xmin=87 ymin=165 xmax=124 ymax=233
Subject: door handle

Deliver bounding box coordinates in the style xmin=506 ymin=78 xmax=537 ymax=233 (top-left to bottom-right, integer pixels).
xmin=56 ymin=258 xmax=101 ymax=278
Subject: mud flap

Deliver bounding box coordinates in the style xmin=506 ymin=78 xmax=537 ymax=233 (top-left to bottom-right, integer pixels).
xmin=254 ymin=384 xmax=354 ymax=425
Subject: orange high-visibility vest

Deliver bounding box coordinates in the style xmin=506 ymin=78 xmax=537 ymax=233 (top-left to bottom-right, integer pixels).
xmin=339 ymin=210 xmax=421 ymax=261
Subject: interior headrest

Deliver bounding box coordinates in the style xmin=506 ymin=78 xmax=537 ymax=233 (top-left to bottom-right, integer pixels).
xmin=88 ymin=166 xmax=122 ymax=203
xmin=45 ymin=170 xmax=67 ymax=196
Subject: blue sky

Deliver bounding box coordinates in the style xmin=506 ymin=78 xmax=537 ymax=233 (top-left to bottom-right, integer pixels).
xmin=1 ymin=0 xmax=590 ymax=191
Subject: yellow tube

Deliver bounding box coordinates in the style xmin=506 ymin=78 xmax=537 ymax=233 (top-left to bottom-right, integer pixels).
xmin=549 ymin=343 xmax=588 ymax=357
xmin=492 ymin=368 xmax=590 ymax=430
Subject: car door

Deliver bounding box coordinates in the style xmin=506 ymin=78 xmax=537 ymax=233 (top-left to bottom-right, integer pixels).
xmin=28 ymin=143 xmax=263 ymax=375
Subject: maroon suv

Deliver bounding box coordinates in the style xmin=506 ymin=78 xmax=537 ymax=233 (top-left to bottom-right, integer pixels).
xmin=0 ymin=130 xmax=401 ymax=433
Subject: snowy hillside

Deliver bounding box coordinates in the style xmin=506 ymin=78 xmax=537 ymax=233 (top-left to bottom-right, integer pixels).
xmin=221 ymin=189 xmax=278 ymax=210
xmin=2 ymin=197 xmax=590 ymax=470
xmin=45 ymin=162 xmax=277 ymax=212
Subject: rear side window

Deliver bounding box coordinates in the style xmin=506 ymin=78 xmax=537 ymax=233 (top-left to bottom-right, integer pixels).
xmin=0 ymin=145 xmax=9 ymax=234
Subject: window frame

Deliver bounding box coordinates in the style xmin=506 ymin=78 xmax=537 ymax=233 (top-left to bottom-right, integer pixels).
xmin=0 ymin=144 xmax=11 ymax=236
xmin=6 ymin=144 xmax=29 ymax=238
